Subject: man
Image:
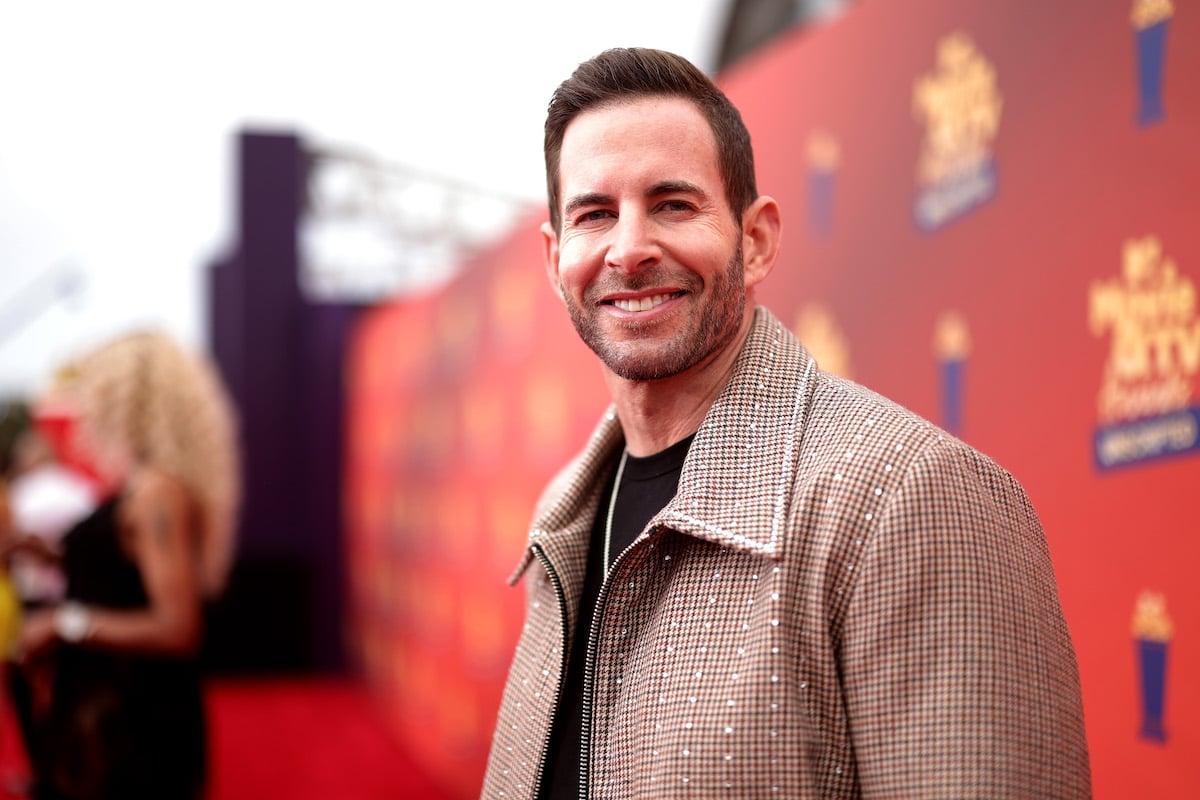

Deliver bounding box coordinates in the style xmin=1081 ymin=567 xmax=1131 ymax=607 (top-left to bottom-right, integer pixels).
xmin=482 ymin=48 xmax=1090 ymax=799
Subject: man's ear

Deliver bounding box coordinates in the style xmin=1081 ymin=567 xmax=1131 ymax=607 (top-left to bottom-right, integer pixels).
xmin=741 ymin=195 xmax=782 ymax=291
xmin=541 ymin=220 xmax=564 ymax=302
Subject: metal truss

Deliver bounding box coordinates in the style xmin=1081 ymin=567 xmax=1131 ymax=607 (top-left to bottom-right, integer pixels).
xmin=300 ymin=142 xmax=538 ymax=303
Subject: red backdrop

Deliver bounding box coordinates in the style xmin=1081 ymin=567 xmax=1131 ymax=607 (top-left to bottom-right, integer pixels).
xmin=345 ymin=1 xmax=1197 ymax=797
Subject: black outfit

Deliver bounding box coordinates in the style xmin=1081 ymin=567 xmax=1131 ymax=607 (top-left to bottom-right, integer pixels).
xmin=8 ymin=597 xmax=51 ymax=794
xmin=540 ymin=434 xmax=694 ymax=800
xmin=35 ymin=497 xmax=207 ymax=800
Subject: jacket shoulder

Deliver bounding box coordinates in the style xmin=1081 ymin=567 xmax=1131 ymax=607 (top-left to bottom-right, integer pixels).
xmin=795 ymin=367 xmax=1033 ymax=525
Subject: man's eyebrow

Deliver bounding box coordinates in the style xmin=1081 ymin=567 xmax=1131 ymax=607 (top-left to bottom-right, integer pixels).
xmin=648 ymin=180 xmax=705 ymax=198
xmin=563 ymin=192 xmax=613 ymax=219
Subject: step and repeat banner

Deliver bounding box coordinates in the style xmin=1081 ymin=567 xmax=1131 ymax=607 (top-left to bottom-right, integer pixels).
xmin=345 ymin=1 xmax=1196 ymax=796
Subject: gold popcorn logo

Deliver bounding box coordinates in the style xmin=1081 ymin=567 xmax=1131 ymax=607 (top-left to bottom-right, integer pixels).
xmin=912 ymin=32 xmax=1003 ymax=230
xmin=794 ymin=303 xmax=853 ymax=379
xmin=807 ymin=131 xmax=841 ymax=172
xmin=1131 ymin=0 xmax=1173 ymax=30
xmin=934 ymin=311 xmax=972 ymax=361
xmin=1132 ymin=591 xmax=1173 ymax=643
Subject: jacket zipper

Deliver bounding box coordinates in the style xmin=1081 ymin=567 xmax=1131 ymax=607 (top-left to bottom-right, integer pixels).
xmin=578 ymin=534 xmax=643 ymax=799
xmin=532 ymin=533 xmax=646 ymax=798
xmin=531 ymin=544 xmax=570 ymax=799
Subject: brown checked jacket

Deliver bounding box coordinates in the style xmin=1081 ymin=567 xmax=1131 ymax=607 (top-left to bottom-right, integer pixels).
xmin=482 ymin=307 xmax=1091 ymax=799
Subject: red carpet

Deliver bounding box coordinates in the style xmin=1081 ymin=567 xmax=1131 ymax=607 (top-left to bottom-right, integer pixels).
xmin=0 ymin=675 xmax=458 ymax=800
xmin=209 ymin=677 xmax=457 ymax=800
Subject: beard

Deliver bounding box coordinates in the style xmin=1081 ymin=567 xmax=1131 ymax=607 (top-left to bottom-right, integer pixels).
xmin=562 ymin=244 xmax=746 ymax=382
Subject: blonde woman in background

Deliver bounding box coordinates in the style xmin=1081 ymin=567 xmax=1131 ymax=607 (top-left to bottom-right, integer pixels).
xmin=16 ymin=330 xmax=240 ymax=800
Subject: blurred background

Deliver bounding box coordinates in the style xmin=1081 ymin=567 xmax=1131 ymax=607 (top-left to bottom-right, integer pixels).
xmin=1 ymin=0 xmax=1195 ymax=798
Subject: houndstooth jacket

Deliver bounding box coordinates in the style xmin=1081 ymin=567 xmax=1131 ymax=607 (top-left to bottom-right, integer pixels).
xmin=482 ymin=307 xmax=1091 ymax=799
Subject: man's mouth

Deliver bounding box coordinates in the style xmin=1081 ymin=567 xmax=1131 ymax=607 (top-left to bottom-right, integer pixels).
xmin=608 ymin=292 xmax=683 ymax=313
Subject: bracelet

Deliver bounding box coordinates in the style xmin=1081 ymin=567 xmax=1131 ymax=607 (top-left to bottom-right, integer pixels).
xmin=54 ymin=602 xmax=94 ymax=643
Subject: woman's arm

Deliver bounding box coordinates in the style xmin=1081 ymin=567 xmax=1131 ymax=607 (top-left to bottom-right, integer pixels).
xmin=21 ymin=469 xmax=203 ymax=659
xmin=0 ymin=532 xmax=63 ymax=566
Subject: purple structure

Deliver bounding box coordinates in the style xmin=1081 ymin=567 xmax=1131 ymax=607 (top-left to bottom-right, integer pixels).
xmin=205 ymin=131 xmax=363 ymax=674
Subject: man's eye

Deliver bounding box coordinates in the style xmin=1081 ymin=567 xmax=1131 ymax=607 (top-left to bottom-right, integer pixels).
xmin=659 ymin=200 xmax=694 ymax=213
xmin=575 ymin=209 xmax=613 ymax=224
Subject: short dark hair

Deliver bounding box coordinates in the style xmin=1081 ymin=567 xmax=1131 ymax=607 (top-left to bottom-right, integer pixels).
xmin=544 ymin=47 xmax=758 ymax=233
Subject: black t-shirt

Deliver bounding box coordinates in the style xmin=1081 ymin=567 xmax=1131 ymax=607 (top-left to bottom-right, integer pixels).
xmin=540 ymin=434 xmax=695 ymax=800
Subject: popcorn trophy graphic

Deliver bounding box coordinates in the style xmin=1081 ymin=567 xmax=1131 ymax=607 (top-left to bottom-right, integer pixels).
xmin=934 ymin=311 xmax=971 ymax=436
xmin=1131 ymin=591 xmax=1173 ymax=743
xmin=1132 ymin=0 xmax=1173 ymax=126
xmin=794 ymin=303 xmax=853 ymax=379
xmin=806 ymin=131 xmax=840 ymax=238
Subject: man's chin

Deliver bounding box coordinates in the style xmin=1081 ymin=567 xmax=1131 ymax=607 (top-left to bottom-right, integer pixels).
xmin=595 ymin=342 xmax=692 ymax=382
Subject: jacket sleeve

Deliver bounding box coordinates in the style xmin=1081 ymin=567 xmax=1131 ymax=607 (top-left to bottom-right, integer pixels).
xmin=838 ymin=439 xmax=1091 ymax=799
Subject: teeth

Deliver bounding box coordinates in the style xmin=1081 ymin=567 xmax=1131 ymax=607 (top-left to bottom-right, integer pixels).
xmin=613 ymin=293 xmax=673 ymax=312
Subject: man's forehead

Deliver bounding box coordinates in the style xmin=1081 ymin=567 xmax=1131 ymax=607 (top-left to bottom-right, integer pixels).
xmin=558 ymin=97 xmax=718 ymax=183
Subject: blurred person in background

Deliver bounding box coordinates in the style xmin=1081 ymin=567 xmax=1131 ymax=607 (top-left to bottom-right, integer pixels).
xmin=2 ymin=401 xmax=99 ymax=608
xmin=0 ymin=395 xmax=98 ymax=792
xmin=482 ymin=48 xmax=1090 ymax=799
xmin=14 ymin=330 xmax=240 ymax=800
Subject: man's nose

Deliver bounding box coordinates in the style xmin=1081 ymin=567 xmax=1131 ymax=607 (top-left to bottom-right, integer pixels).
xmin=604 ymin=213 xmax=660 ymax=274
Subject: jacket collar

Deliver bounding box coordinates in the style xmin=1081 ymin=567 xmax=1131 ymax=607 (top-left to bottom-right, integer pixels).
xmin=513 ymin=307 xmax=815 ymax=583
xmin=660 ymin=307 xmax=814 ymax=558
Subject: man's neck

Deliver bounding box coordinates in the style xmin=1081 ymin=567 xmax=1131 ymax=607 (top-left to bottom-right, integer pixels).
xmin=605 ymin=312 xmax=754 ymax=457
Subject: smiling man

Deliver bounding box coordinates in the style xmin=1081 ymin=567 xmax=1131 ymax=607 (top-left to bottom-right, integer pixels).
xmin=482 ymin=48 xmax=1091 ymax=800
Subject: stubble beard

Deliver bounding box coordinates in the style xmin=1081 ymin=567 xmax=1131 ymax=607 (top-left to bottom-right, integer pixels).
xmin=562 ymin=245 xmax=746 ymax=382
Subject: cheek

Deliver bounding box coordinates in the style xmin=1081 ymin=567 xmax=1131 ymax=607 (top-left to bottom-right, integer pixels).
xmin=554 ymin=244 xmax=597 ymax=294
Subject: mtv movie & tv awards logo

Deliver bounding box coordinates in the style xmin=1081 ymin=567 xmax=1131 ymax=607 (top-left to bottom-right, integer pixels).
xmin=1089 ymin=236 xmax=1200 ymax=470
xmin=912 ymin=32 xmax=1003 ymax=231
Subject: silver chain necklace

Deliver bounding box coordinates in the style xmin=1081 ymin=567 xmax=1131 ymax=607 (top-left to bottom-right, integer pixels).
xmin=602 ymin=449 xmax=629 ymax=581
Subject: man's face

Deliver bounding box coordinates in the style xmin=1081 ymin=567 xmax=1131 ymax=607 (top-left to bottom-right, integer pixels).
xmin=544 ymin=96 xmax=751 ymax=382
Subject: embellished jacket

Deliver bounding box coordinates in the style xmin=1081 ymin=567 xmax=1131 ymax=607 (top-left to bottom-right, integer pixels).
xmin=482 ymin=307 xmax=1091 ymax=799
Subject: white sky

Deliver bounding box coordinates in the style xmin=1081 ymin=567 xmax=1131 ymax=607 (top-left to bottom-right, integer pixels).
xmin=0 ymin=0 xmax=729 ymax=397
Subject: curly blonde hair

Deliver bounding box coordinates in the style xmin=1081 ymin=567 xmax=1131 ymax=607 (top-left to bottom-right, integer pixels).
xmin=72 ymin=330 xmax=241 ymax=597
